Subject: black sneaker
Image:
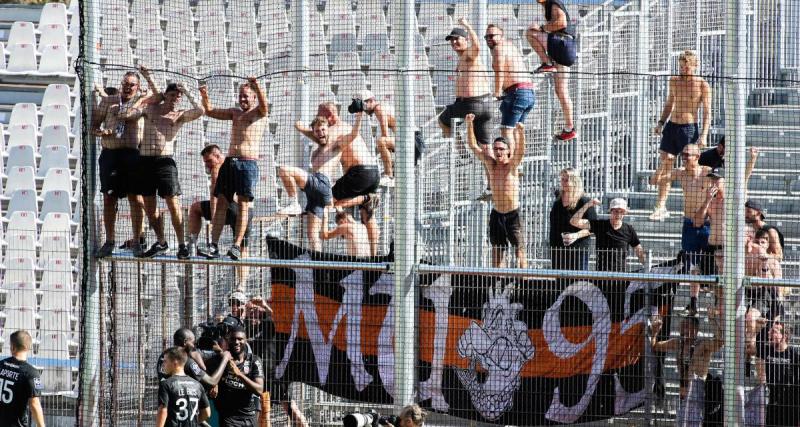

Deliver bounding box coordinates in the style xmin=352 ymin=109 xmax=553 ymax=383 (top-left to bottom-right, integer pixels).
xmin=360 ymin=193 xmax=381 ymax=221
xmin=140 ymin=241 xmax=168 ymax=258
xmin=177 ymin=244 xmax=190 ymax=260
xmin=197 ymin=243 xmax=221 ymax=259
xmin=227 ymin=245 xmax=242 ymax=261
xmin=96 ymin=241 xmax=115 ymax=258
xmin=119 ymin=237 xmax=146 ymax=250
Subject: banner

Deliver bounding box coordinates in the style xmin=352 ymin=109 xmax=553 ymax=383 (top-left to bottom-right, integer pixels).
xmin=266 ymin=237 xmax=676 ymax=425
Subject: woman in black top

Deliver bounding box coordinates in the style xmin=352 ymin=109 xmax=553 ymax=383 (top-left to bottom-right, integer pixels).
xmin=549 ymin=168 xmax=596 ymax=271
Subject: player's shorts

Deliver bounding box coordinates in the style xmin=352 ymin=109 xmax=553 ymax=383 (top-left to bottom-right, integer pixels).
xmin=547 ymin=33 xmax=577 ymax=67
xmin=136 ymin=155 xmax=181 ymax=197
xmin=439 ymin=94 xmax=494 ymax=145
xmin=220 ymin=415 xmax=259 ymax=427
xmin=215 ymin=157 xmax=259 ymax=202
xmin=499 ymin=84 xmax=536 ymax=128
xmin=332 ymin=165 xmax=380 ymax=200
xmin=200 ymin=200 xmax=250 ymax=247
xmin=489 ymin=209 xmax=524 ymax=248
xmin=99 ymin=147 xmax=139 ymax=197
xmin=303 ymin=172 xmax=332 ymax=218
xmin=659 ymin=121 xmax=699 ymax=156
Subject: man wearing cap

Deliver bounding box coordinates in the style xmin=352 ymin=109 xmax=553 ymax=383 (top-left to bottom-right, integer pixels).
xmin=699 ymin=136 xmax=725 ymax=169
xmin=485 ymin=24 xmax=535 ymax=155
xmin=570 ymin=198 xmax=646 ymax=272
xmin=439 ymin=18 xmax=494 ymax=152
xmin=746 ymin=199 xmax=784 ymax=261
xmin=228 ymin=291 xmax=248 ymax=324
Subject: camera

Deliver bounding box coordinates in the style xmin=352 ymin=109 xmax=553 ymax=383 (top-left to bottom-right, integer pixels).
xmin=195 ymin=315 xmax=243 ymax=351
xmin=348 ymin=97 xmax=365 ymax=114
xmin=342 ymin=410 xmax=399 ymax=427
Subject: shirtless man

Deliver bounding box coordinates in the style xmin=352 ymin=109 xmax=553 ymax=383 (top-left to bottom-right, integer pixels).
xmin=526 ymin=0 xmax=577 ymax=141
xmin=199 ymin=77 xmax=269 ymax=260
xmin=486 ymin=24 xmax=535 ymax=153
xmin=120 ymin=83 xmax=205 ymax=259
xmin=465 ymin=113 xmax=527 ymax=268
xmin=91 ymin=67 xmax=160 ymax=258
xmin=745 ymin=199 xmax=784 ymax=261
xmin=439 ymin=18 xmax=494 ymax=151
xmin=649 ymin=50 xmax=712 ymax=221
xmin=321 ymin=210 xmax=370 ymax=257
xmin=276 ymin=116 xmax=350 ymax=251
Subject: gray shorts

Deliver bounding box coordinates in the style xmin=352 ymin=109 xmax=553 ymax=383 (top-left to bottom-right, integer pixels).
xmin=304 ymin=172 xmax=332 ymax=218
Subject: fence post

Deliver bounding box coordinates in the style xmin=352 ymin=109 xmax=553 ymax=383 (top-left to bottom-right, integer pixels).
xmin=634 ymin=0 xmax=650 ymax=187
xmin=723 ymin=0 xmax=749 ymax=422
xmin=294 ymin=1 xmax=311 ymax=173
xmin=394 ymin=0 xmax=418 ymax=410
xmin=78 ymin=0 xmax=101 ymax=423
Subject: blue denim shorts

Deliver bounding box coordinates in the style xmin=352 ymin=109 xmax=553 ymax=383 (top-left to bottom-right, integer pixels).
xmin=214 ymin=157 xmax=259 ymax=202
xmin=499 ymin=88 xmax=536 ymax=128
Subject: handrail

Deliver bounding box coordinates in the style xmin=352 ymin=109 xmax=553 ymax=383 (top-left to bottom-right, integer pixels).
xmin=101 ymin=255 xmax=391 ymax=272
xmin=745 ymin=276 xmax=800 ymax=288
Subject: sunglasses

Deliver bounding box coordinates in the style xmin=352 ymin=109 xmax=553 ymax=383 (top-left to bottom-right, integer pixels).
xmin=484 ymin=34 xmax=501 ymax=40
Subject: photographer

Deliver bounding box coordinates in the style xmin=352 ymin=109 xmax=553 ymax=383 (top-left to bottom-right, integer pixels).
xmin=386 ymin=404 xmax=427 ymax=427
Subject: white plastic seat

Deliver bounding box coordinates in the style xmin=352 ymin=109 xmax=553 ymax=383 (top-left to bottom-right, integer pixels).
xmin=38 ymin=331 xmax=73 ymax=392
xmin=1 ymin=307 xmax=37 ymax=353
xmin=329 ymin=32 xmax=357 ymax=63
xmin=3 ymin=257 xmax=37 ymax=293
xmin=37 ymin=332 xmax=70 ymax=360
xmin=40 ymin=190 xmax=72 ymax=221
xmin=5 ymin=190 xmax=38 ymax=220
xmin=1 ymin=279 xmax=37 ymax=310
xmin=259 ymin=8 xmax=290 ymax=43
xmin=40 ymin=3 xmax=69 ymax=28
xmin=422 ymin=15 xmax=454 ymax=41
xmin=40 ymin=104 xmax=71 ymax=128
xmin=308 ymin=54 xmax=332 ymax=93
xmin=39 ymin=212 xmax=72 ymax=268
xmin=38 ymin=147 xmax=70 ymax=178
xmin=4 ymin=166 xmax=36 ymax=196
xmin=38 ymin=44 xmax=70 ymax=74
xmin=229 ymin=28 xmax=264 ymax=77
xmin=6 ymin=124 xmax=37 ymax=149
xmin=39 ymin=124 xmax=71 ymax=150
xmin=414 ymin=93 xmax=437 ymax=126
xmin=38 ymin=23 xmax=68 ymax=50
xmin=361 ymin=33 xmax=390 ymax=66
xmin=40 ymin=168 xmax=73 ymax=195
xmin=10 ymin=103 xmax=38 ymax=127
xmin=42 ymin=84 xmax=72 ymax=108
xmin=8 ymin=22 xmax=37 ymax=47
xmin=5 ymin=211 xmax=39 ymax=261
xmin=453 ymin=2 xmax=472 ymax=19
xmin=5 ymin=43 xmax=37 ymax=73
xmin=357 ymin=3 xmax=387 ymax=35
xmin=6 ymin=145 xmax=37 ymax=170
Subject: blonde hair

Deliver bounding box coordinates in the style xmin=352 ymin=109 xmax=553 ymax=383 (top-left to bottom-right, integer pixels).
xmin=560 ymin=167 xmax=585 ymax=210
xmin=399 ymin=404 xmax=427 ymax=426
xmin=679 ymin=50 xmax=699 ymax=66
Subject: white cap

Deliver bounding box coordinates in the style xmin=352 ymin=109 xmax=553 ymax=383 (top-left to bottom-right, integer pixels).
xmin=229 ymin=291 xmax=248 ymax=304
xmin=358 ymin=89 xmax=375 ymax=101
xmin=608 ymin=198 xmax=629 ymax=213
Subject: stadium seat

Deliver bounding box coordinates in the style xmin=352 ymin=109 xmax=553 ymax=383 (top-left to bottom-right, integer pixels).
xmin=39 ymin=212 xmax=72 ymax=268
xmin=38 ymin=44 xmax=70 ymax=74
xmin=41 ymin=168 xmax=74 ymax=195
xmin=487 ymin=4 xmax=517 ymax=27
xmin=259 ymin=9 xmax=290 ymax=44
xmin=433 ymin=72 xmax=457 ymax=106
xmin=418 ymin=3 xmax=449 ymax=22
xmin=38 ymin=24 xmax=68 ymax=50
xmin=39 ymin=306 xmax=72 ymax=338
xmin=40 ymin=190 xmax=71 ymax=221
xmin=40 ymin=104 xmax=71 ymax=129
xmin=1 ymin=307 xmax=37 ymax=352
xmin=42 ymin=84 xmax=72 ymax=108
xmin=37 ymin=332 xmax=70 ymax=365
xmin=4 ymin=166 xmax=37 ymax=197
xmin=453 ymin=2 xmax=472 ymax=19
xmin=335 ymin=73 xmax=367 ymax=106
xmin=369 ymin=53 xmax=397 ymax=97
xmin=324 ymin=0 xmax=353 ymax=17
xmin=361 ymin=33 xmax=390 ymax=66
xmin=4 ymin=43 xmax=37 ymax=73
xmin=5 ymin=145 xmax=38 ymax=171
xmin=230 ymin=29 xmax=265 ymax=77
xmin=308 ymin=54 xmax=332 ymax=93
xmin=1 ymin=279 xmax=37 ymax=311
xmin=3 ymin=258 xmax=37 ymax=293
xmin=40 ymin=3 xmax=70 ymax=28
xmin=329 ymin=32 xmax=357 ymax=63
xmin=10 ymin=103 xmax=38 ymax=128
xmin=6 ymin=124 xmax=37 ymax=150
xmin=4 ymin=213 xmax=38 ymax=262
xmin=129 ymin=0 xmax=161 ymax=28
xmin=5 ymin=190 xmax=38 ymax=220
xmin=8 ymin=22 xmax=37 ymax=47
xmin=414 ymin=93 xmax=437 ymax=127
xmin=39 ymin=125 xmax=71 ymax=150
xmin=423 ymin=15 xmax=455 ymax=42
xmin=306 ymin=10 xmax=327 ymax=55
xmin=37 ymin=147 xmax=70 ymax=178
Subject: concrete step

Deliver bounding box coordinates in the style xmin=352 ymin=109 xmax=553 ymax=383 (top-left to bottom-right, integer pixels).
xmin=611 ymin=191 xmax=800 ymax=214
xmin=624 ymin=210 xmax=800 ymax=236
xmin=748 ymin=87 xmax=800 ymax=106
xmin=746 ymin=125 xmax=800 ymax=147
xmin=747 ymin=105 xmax=800 ymax=127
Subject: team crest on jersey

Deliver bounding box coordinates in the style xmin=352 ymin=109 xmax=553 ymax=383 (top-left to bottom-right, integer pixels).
xmin=34 ymin=377 xmax=44 ymax=390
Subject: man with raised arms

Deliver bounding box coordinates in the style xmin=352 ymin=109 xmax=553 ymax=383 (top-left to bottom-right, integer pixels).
xmin=120 ymin=83 xmax=205 ymax=259
xmin=649 ymin=50 xmax=712 ymax=221
xmin=465 ymin=113 xmax=527 ymax=268
xmin=199 ymin=77 xmax=269 ymax=260
xmin=486 ymin=24 xmax=535 ymax=154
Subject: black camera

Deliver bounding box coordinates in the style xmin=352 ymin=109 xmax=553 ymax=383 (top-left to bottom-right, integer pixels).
xmin=348 ymin=97 xmax=365 ymax=114
xmin=196 ymin=315 xmax=243 ymax=351
xmin=343 ymin=410 xmax=399 ymax=427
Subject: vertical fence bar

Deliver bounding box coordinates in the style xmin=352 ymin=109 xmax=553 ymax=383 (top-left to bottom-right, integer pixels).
xmin=723 ymin=0 xmax=748 ymax=421
xmin=295 ymin=0 xmax=311 ymax=168
xmin=394 ymin=0 xmax=417 ymax=410
xmin=635 ymin=0 xmax=650 ymax=188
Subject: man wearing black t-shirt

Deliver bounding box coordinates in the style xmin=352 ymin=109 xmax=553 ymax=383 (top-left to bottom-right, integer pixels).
xmin=570 ymin=198 xmax=646 ymax=271
xmin=207 ymin=326 xmax=264 ymax=427
xmin=753 ymin=321 xmax=800 ymax=426
xmin=156 ymin=347 xmax=211 ymax=427
xmin=157 ymin=327 xmax=231 ymax=386
xmin=0 ymin=330 xmax=45 ymax=427
xmin=699 ymin=136 xmax=724 ymax=169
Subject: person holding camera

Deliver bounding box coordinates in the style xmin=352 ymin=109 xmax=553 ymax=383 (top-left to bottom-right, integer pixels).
xmin=157 ymin=328 xmax=231 ymax=388
xmin=386 ymin=404 xmax=427 ymax=427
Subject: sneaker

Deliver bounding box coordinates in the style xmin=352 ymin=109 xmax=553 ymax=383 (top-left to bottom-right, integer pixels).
xmin=554 ymin=128 xmax=577 ymax=142
xmin=227 ymin=245 xmax=242 ymax=261
xmin=380 ymin=174 xmax=395 ymax=188
xmin=177 ymin=244 xmax=190 ymax=260
xmin=119 ymin=237 xmax=146 ymax=250
xmin=360 ymin=193 xmax=381 ymax=221
xmin=534 ymin=63 xmax=557 ymax=73
xmin=476 ymin=188 xmax=493 ymax=202
xmin=140 ymin=241 xmax=169 ymax=258
xmin=277 ymin=201 xmax=302 ymax=216
xmin=648 ymin=206 xmax=670 ymax=221
xmin=197 ymin=243 xmax=221 ymax=259
xmin=96 ymin=241 xmax=115 ymax=258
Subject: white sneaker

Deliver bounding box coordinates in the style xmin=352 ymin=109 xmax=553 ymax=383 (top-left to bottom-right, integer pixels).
xmin=648 ymin=206 xmax=670 ymax=221
xmin=277 ymin=201 xmax=302 ymax=216
xmin=380 ymin=174 xmax=395 ymax=188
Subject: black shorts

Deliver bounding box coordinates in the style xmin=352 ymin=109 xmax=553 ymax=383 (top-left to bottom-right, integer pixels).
xmin=136 ymin=155 xmax=181 ymax=197
xmin=99 ymin=148 xmax=139 ymax=197
xmin=220 ymin=415 xmax=259 ymax=427
xmin=200 ymin=200 xmax=251 ymax=247
xmin=489 ymin=209 xmax=524 ymax=248
xmin=439 ymin=94 xmax=494 ymax=145
xmin=215 ymin=157 xmax=259 ymax=202
xmin=332 ymin=165 xmax=380 ymax=200
xmin=659 ymin=121 xmax=699 ymax=156
xmin=547 ymin=33 xmax=577 ymax=67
